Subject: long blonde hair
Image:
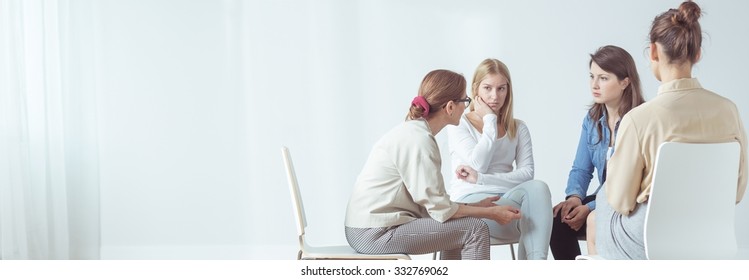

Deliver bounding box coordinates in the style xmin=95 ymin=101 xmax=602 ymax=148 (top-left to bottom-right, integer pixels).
xmin=470 ymin=58 xmax=517 ymax=139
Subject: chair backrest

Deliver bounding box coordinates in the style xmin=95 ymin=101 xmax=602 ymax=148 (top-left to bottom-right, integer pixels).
xmin=282 ymin=146 xmax=307 ymax=249
xmin=644 ymin=142 xmax=740 ymax=259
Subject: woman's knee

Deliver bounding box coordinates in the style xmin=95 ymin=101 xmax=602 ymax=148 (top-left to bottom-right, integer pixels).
xmin=464 ymin=218 xmax=492 ymax=246
xmin=501 ymin=180 xmax=551 ymax=208
xmin=523 ymin=180 xmax=551 ymax=198
xmin=453 ymin=217 xmax=489 ymax=235
xmin=514 ymin=180 xmax=551 ymax=206
xmin=467 ymin=217 xmax=489 ymax=233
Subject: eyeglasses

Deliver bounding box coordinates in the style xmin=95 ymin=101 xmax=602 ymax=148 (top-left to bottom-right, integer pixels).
xmin=455 ymin=96 xmax=472 ymax=107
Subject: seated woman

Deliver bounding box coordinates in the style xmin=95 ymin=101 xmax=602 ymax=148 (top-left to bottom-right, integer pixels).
xmin=345 ymin=69 xmax=522 ymax=260
xmin=588 ymin=0 xmax=747 ymax=259
xmin=447 ymin=58 xmax=552 ymax=260
xmin=550 ymin=45 xmax=644 ymax=260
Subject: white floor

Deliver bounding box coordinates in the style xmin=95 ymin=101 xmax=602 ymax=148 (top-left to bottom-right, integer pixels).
xmin=408 ymin=242 xmax=749 ymax=260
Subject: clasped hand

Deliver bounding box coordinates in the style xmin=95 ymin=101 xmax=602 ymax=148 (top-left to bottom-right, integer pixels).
xmin=455 ymin=165 xmax=478 ymax=184
xmin=552 ymin=197 xmax=590 ymax=231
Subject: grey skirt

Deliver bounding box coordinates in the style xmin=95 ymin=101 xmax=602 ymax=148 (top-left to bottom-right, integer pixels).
xmin=594 ymin=185 xmax=647 ymax=259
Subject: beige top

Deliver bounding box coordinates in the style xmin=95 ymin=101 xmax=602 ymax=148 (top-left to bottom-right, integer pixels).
xmin=607 ymin=78 xmax=747 ymax=215
xmin=344 ymin=119 xmax=459 ymax=228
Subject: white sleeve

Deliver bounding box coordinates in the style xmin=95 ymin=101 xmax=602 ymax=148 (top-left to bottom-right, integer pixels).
xmin=477 ymin=121 xmax=535 ymax=187
xmin=448 ymin=114 xmax=498 ymax=173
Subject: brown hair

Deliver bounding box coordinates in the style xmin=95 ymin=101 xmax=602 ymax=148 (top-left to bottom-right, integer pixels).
xmin=649 ymin=0 xmax=703 ymax=64
xmin=589 ymin=45 xmax=645 ymax=143
xmin=406 ymin=69 xmax=467 ymax=120
xmin=469 ymin=58 xmax=518 ymax=139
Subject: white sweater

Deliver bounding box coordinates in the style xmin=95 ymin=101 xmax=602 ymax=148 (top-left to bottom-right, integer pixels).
xmin=447 ymin=114 xmax=534 ymax=200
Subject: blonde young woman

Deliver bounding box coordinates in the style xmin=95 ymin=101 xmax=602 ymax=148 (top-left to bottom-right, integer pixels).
xmin=588 ymin=0 xmax=747 ymax=259
xmin=345 ymin=69 xmax=521 ymax=260
xmin=447 ymin=59 xmax=552 ymax=260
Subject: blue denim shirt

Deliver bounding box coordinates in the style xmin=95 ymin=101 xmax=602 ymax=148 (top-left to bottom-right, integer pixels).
xmin=565 ymin=113 xmax=616 ymax=210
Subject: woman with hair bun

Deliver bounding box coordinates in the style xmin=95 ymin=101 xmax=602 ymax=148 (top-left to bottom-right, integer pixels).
xmin=345 ymin=69 xmax=521 ymax=260
xmin=588 ymin=0 xmax=747 ymax=259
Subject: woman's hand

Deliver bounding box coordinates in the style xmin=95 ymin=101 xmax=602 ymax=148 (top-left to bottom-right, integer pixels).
xmin=455 ymin=165 xmax=478 ymax=184
xmin=552 ymin=197 xmax=589 ymax=231
xmin=451 ymin=200 xmax=519 ymax=224
xmin=562 ymin=205 xmax=590 ymax=231
xmin=553 ymin=196 xmax=582 ymax=218
xmin=473 ymin=195 xmax=500 ymax=207
xmin=473 ymin=96 xmax=494 ymax=118
xmin=487 ymin=205 xmax=521 ymax=225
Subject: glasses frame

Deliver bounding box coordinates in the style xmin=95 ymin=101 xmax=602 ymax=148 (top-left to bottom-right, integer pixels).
xmin=454 ymin=96 xmax=472 ymax=107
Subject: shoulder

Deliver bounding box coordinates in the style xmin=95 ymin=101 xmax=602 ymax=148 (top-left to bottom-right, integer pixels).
xmin=377 ymin=121 xmax=437 ymax=157
xmin=620 ymin=98 xmax=652 ymax=122
xmin=690 ymin=89 xmax=742 ymax=125
xmin=582 ymin=112 xmax=595 ymax=124
xmin=581 ymin=112 xmax=598 ymax=130
xmin=514 ymin=119 xmax=531 ymax=136
xmin=399 ymin=120 xmax=436 ymax=146
xmin=700 ymin=89 xmax=738 ymax=109
xmin=617 ymin=112 xmax=641 ymax=134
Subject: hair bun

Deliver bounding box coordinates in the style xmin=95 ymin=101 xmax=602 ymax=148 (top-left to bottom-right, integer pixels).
xmin=677 ymin=1 xmax=702 ymax=25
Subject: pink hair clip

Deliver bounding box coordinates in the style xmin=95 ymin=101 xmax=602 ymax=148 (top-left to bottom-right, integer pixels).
xmin=412 ymin=96 xmax=430 ymax=117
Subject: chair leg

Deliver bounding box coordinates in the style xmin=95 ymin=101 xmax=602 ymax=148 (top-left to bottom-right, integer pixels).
xmin=509 ymin=244 xmax=516 ymax=260
xmin=432 ymin=251 xmax=438 ymax=260
xmin=297 ymin=250 xmax=303 ymax=260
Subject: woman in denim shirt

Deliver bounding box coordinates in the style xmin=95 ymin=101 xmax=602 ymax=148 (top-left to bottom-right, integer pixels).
xmin=550 ymin=45 xmax=645 ymax=259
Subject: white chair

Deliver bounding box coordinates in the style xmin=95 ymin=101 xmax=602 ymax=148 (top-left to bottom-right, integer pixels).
xmin=432 ymin=237 xmax=517 ymax=260
xmin=282 ymin=146 xmax=411 ymax=260
xmin=577 ymin=141 xmax=741 ymax=260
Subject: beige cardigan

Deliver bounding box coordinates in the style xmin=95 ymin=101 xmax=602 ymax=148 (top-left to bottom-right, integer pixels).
xmin=345 ymin=119 xmax=458 ymax=228
xmin=606 ymin=78 xmax=747 ymax=215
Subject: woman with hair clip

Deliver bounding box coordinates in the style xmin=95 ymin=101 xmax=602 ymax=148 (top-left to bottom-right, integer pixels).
xmin=447 ymin=58 xmax=552 ymax=260
xmin=587 ymin=0 xmax=747 ymax=259
xmin=344 ymin=69 xmax=522 ymax=260
xmin=549 ymin=45 xmax=645 ymax=260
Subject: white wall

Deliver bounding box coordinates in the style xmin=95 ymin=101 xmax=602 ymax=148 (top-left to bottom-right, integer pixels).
xmin=93 ymin=0 xmax=254 ymax=258
xmin=81 ymin=0 xmax=749 ymax=259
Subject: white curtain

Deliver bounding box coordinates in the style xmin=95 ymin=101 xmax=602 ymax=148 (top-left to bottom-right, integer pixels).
xmin=0 ymin=0 xmax=99 ymax=260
